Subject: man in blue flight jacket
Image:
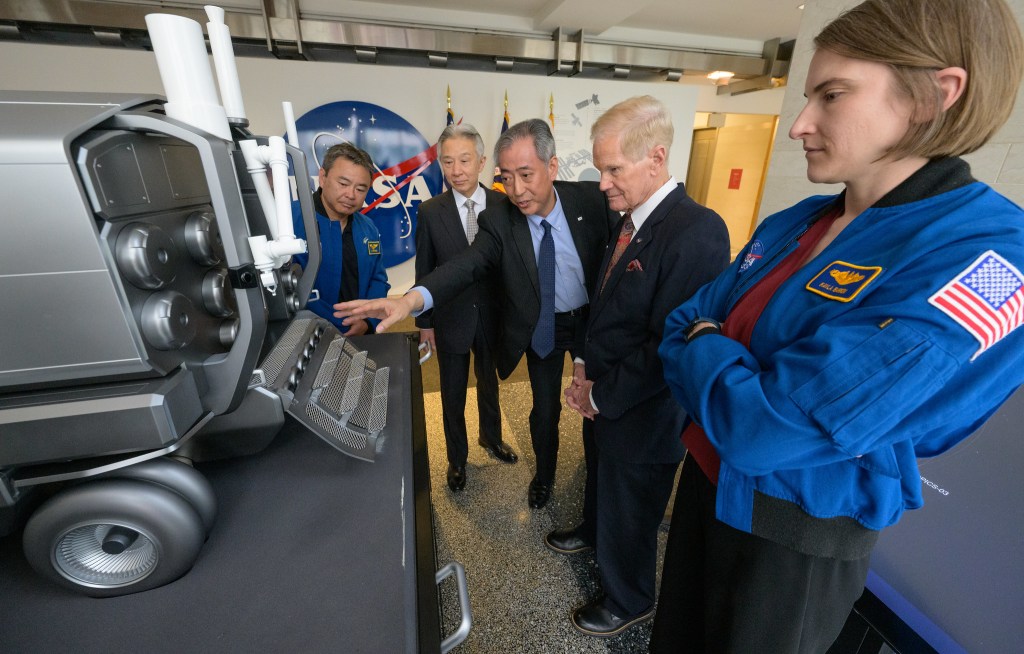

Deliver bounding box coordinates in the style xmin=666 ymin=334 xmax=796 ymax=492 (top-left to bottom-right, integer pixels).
xmin=292 ymin=142 xmax=390 ymax=334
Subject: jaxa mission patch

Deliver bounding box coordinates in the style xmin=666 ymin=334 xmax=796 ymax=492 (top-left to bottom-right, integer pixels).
xmin=806 ymin=261 xmax=882 ymax=302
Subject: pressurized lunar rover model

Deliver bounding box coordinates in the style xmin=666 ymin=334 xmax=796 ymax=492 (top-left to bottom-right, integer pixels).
xmin=0 ymin=8 xmax=452 ymax=611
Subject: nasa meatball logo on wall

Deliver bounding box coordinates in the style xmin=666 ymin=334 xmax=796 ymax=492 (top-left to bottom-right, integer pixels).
xmin=292 ymin=101 xmax=442 ymax=268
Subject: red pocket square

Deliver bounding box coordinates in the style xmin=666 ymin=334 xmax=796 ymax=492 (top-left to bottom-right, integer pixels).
xmin=626 ymin=259 xmax=643 ymax=272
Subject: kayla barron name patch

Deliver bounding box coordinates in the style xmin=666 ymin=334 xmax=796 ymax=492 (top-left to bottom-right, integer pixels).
xmin=806 ymin=261 xmax=882 ymax=302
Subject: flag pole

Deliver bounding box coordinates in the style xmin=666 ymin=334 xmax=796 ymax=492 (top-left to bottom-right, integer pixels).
xmin=492 ymin=91 xmax=510 ymax=193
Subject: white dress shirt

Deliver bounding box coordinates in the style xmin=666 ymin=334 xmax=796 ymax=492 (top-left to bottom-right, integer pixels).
xmin=451 ymin=184 xmax=488 ymax=240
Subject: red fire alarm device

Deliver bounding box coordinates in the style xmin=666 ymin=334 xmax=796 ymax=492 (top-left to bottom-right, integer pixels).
xmin=728 ymin=168 xmax=743 ymax=190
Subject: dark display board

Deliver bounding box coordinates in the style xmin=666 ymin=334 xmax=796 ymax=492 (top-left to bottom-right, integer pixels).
xmin=864 ymin=385 xmax=1024 ymax=653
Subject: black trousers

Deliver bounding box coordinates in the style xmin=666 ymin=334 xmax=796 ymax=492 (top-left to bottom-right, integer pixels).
xmin=585 ymin=434 xmax=678 ymax=617
xmin=436 ymin=321 xmax=502 ymax=467
xmin=649 ymin=456 xmax=871 ymax=654
xmin=524 ymin=311 xmax=584 ymax=484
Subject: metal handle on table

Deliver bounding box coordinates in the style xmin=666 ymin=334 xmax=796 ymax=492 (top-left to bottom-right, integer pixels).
xmin=436 ymin=560 xmax=471 ymax=653
xmin=418 ymin=341 xmax=432 ymax=365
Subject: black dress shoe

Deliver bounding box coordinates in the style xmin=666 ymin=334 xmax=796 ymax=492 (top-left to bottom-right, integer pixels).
xmin=544 ymin=526 xmax=593 ymax=554
xmin=528 ymin=477 xmax=551 ymax=509
xmin=446 ymin=464 xmax=466 ymax=492
xmin=478 ymin=439 xmax=519 ymax=464
xmin=571 ymin=596 xmax=654 ymax=638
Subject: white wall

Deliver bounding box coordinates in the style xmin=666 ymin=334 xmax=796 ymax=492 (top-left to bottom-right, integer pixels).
xmin=0 ymin=39 xmax=784 ymax=290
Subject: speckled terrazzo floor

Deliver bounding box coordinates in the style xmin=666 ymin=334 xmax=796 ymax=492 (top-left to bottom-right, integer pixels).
xmin=422 ymin=365 xmax=671 ymax=654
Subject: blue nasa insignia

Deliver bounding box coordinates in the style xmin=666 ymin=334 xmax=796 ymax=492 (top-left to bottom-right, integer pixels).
xmin=291 ymin=101 xmax=443 ymax=269
xmin=738 ymin=240 xmax=764 ymax=273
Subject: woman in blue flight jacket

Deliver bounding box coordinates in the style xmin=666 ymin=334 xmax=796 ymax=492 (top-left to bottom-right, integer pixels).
xmin=650 ymin=1 xmax=1024 ymax=652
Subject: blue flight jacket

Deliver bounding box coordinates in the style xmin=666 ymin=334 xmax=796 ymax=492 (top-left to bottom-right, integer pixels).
xmin=292 ymin=198 xmax=390 ymax=330
xmin=660 ymin=159 xmax=1024 ymax=545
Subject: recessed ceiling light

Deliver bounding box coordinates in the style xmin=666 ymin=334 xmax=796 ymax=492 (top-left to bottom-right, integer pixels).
xmin=706 ymin=70 xmax=735 ymax=81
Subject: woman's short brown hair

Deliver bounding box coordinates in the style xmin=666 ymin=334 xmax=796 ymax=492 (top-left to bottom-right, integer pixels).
xmin=815 ymin=0 xmax=1023 ymax=159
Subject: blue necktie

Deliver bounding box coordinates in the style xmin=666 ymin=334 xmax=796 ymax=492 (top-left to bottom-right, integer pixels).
xmin=531 ymin=219 xmax=555 ymax=358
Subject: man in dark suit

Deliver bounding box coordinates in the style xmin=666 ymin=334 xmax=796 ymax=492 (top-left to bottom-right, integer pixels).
xmin=415 ymin=123 xmax=518 ymax=493
xmin=555 ymin=96 xmax=730 ymax=637
xmin=335 ymin=118 xmax=616 ymax=509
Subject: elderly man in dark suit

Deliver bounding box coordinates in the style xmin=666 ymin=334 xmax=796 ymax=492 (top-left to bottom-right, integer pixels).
xmin=415 ymin=123 xmax=518 ymax=493
xmin=554 ymin=96 xmax=730 ymax=638
xmin=336 ymin=118 xmax=615 ymax=509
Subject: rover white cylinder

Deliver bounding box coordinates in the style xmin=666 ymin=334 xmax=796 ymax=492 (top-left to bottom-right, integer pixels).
xmin=239 ymin=139 xmax=280 ymax=239
xmin=205 ymin=5 xmax=247 ymax=122
xmin=283 ymin=101 xmax=300 ymax=147
xmin=145 ymin=12 xmax=230 ymax=141
xmin=268 ymin=136 xmax=295 ymax=241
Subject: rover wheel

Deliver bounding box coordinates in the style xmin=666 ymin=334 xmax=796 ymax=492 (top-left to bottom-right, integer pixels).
xmin=22 ymin=479 xmax=204 ymax=597
xmin=100 ymin=457 xmax=217 ymax=535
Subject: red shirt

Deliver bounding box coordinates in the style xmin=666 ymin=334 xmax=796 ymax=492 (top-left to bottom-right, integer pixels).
xmin=683 ymin=208 xmax=840 ymax=483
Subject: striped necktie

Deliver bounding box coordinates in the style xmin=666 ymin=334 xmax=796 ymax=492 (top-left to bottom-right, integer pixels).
xmin=600 ymin=211 xmax=634 ymax=294
xmin=465 ymin=198 xmax=478 ymax=244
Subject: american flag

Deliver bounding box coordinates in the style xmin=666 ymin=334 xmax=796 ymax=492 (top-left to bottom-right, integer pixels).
xmin=929 ymin=250 xmax=1024 ymax=359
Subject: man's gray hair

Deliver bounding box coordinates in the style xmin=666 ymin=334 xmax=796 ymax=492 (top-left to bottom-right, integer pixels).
xmin=438 ymin=123 xmax=485 ymax=158
xmin=591 ymin=95 xmax=673 ymax=163
xmin=493 ymin=118 xmax=556 ymax=164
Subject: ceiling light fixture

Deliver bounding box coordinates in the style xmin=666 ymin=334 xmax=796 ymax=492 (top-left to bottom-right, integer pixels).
xmin=706 ymin=70 xmax=735 ymax=85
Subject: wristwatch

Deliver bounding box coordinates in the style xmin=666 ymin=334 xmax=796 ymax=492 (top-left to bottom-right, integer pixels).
xmin=683 ymin=316 xmax=722 ymax=343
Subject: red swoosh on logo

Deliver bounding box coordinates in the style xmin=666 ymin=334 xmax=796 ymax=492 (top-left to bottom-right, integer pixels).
xmin=361 ymin=116 xmax=462 ymax=213
xmin=362 ymin=160 xmax=433 ymax=213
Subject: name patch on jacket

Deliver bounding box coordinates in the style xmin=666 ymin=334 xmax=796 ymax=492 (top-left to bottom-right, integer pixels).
xmin=929 ymin=250 xmax=1024 ymax=360
xmin=367 ymin=240 xmax=381 ymax=255
xmin=806 ymin=261 xmax=881 ymax=302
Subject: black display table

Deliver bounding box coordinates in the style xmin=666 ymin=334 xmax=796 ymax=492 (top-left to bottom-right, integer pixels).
xmin=0 ymin=333 xmax=440 ymax=653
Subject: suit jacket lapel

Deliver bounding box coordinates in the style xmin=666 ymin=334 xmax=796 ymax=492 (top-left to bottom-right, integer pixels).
xmin=593 ymin=185 xmax=687 ymax=312
xmin=439 ymin=191 xmax=469 ymax=248
xmin=592 ymin=214 xmax=625 ymax=312
xmin=560 ymin=186 xmax=591 ymax=269
xmin=510 ymin=207 xmax=541 ymax=297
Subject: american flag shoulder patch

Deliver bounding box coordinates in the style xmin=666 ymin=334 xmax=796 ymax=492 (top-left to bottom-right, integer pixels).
xmin=928 ymin=250 xmax=1024 ymax=360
